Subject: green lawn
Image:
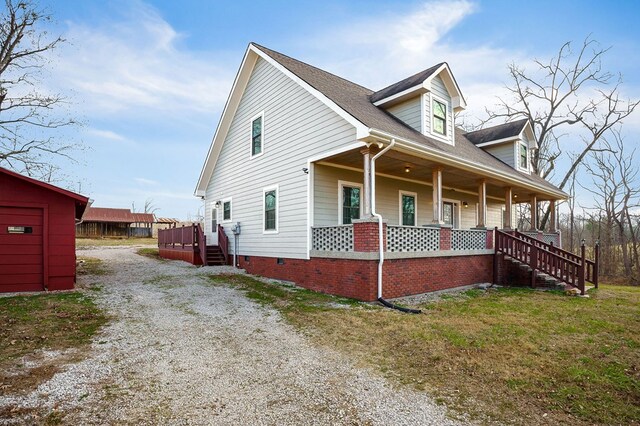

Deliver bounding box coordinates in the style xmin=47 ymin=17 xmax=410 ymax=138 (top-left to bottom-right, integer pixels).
xmin=208 ymin=275 xmax=640 ymax=426
xmin=76 ymin=237 xmax=157 ymax=247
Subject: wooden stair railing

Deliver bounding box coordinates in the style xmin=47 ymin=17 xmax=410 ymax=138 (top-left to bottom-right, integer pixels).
xmin=217 ymin=224 xmax=229 ymax=265
xmin=195 ymin=223 xmax=207 ymax=266
xmin=515 ymin=230 xmax=599 ymax=288
xmin=495 ymin=228 xmax=596 ymax=295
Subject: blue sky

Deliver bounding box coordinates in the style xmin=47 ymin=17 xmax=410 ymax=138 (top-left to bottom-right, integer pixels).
xmin=35 ymin=0 xmax=640 ymax=218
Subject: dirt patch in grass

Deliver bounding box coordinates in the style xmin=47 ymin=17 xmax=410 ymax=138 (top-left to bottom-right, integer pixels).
xmin=77 ymin=257 xmax=109 ymax=276
xmin=0 ymin=292 xmax=108 ymax=395
xmin=136 ymin=247 xmax=163 ymax=261
xmin=210 ymin=275 xmax=640 ymax=426
xmin=76 ymin=237 xmax=157 ymax=247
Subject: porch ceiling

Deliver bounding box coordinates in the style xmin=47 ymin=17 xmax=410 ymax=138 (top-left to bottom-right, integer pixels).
xmin=319 ymin=148 xmax=555 ymax=202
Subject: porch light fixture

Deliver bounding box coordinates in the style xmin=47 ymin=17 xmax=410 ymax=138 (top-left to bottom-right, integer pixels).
xmin=404 ymin=166 xmax=411 ymax=173
xmin=463 ymin=201 xmax=468 ymax=208
xmin=302 ymin=167 xmax=309 ymax=174
xmin=215 ymin=200 xmax=222 ymax=207
xmin=513 ymin=194 xmax=518 ymax=199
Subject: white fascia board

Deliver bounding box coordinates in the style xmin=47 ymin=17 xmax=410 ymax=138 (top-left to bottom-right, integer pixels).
xmin=424 ymin=64 xmax=467 ymax=110
xmin=475 ymin=136 xmax=520 ymax=148
xmin=522 ymin=120 xmax=538 ymax=149
xmin=194 ymin=47 xmax=257 ymax=196
xmin=194 ymin=44 xmax=370 ymax=197
xmin=368 ymin=128 xmax=568 ymax=199
xmin=372 ymin=84 xmax=424 ymax=107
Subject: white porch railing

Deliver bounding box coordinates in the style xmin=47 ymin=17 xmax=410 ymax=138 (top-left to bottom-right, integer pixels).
xmin=312 ymin=225 xmax=354 ymax=252
xmin=387 ymin=225 xmax=440 ymax=252
xmin=451 ymin=229 xmax=486 ymax=250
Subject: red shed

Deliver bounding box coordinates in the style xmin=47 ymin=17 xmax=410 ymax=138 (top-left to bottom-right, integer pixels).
xmin=0 ymin=167 xmax=89 ymax=293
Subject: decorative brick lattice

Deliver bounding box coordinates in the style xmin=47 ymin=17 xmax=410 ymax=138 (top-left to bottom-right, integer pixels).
xmin=451 ymin=229 xmax=486 ymax=250
xmin=387 ymin=226 xmax=440 ymax=252
xmin=312 ymin=226 xmax=354 ymax=252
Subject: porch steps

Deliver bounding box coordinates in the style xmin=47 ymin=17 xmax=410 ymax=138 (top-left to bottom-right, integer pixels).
xmin=205 ymin=245 xmax=226 ymax=266
xmin=503 ymin=255 xmax=571 ymax=291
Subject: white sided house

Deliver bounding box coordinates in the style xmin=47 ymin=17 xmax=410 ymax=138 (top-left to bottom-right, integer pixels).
xmin=186 ymin=43 xmax=586 ymax=301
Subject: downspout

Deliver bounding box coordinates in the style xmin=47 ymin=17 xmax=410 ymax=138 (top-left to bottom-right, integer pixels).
xmin=370 ymin=139 xmax=421 ymax=314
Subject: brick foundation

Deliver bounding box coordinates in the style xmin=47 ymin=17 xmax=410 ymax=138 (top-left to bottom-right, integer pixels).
xmin=239 ymin=254 xmax=493 ymax=302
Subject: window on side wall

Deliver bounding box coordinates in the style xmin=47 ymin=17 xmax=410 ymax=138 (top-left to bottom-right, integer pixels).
xmin=519 ymin=143 xmax=528 ymax=169
xmin=263 ymin=186 xmax=278 ymax=232
xmin=251 ymin=113 xmax=264 ymax=157
xmin=432 ymin=98 xmax=447 ymax=136
xmin=222 ymin=199 xmax=232 ymax=222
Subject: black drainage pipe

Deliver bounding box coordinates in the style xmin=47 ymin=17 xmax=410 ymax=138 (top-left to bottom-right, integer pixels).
xmin=378 ymin=297 xmax=422 ymax=314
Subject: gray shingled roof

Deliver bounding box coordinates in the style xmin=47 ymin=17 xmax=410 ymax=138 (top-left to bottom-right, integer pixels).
xmin=251 ymin=43 xmax=563 ymax=196
xmin=464 ymin=119 xmax=529 ymax=145
xmin=370 ymin=63 xmax=444 ymax=103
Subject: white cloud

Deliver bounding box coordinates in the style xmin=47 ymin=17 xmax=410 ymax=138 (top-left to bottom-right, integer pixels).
xmin=85 ymin=128 xmax=127 ymax=141
xmin=135 ymin=177 xmax=159 ymax=186
xmin=51 ymin=2 xmax=234 ymax=116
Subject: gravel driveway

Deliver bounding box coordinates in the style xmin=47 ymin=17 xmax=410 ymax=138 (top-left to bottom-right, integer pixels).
xmin=2 ymin=246 xmax=465 ymax=425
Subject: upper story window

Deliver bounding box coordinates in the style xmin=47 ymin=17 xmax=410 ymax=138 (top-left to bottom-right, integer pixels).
xmin=251 ymin=112 xmax=264 ymax=157
xmin=519 ymin=143 xmax=528 ymax=169
xmin=432 ymin=98 xmax=447 ymax=136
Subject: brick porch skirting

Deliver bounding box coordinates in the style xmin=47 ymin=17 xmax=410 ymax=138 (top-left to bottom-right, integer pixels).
xmin=238 ymin=254 xmax=493 ymax=302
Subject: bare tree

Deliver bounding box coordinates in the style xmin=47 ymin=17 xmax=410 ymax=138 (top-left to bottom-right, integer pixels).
xmin=0 ymin=0 xmax=78 ymax=178
xmin=483 ymin=36 xmax=638 ymax=229
xmin=143 ymin=198 xmax=159 ymax=214
xmin=581 ymin=131 xmax=639 ymax=282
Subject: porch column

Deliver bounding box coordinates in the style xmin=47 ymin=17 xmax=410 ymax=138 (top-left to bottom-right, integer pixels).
xmin=504 ymin=187 xmax=513 ymax=229
xmin=477 ymin=179 xmax=487 ymax=228
xmin=432 ymin=167 xmax=443 ymax=224
xmin=361 ymin=148 xmax=372 ymax=217
xmin=549 ymin=199 xmax=557 ymax=232
xmin=530 ymin=194 xmax=538 ymax=231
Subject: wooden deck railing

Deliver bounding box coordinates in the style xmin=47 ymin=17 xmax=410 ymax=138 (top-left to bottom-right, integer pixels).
xmin=495 ymin=228 xmax=599 ymax=295
xmin=218 ymin=224 xmax=229 ymax=265
xmin=158 ymin=224 xmax=207 ymax=265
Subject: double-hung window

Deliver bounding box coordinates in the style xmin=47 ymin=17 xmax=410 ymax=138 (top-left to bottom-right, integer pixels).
xmin=339 ymin=181 xmax=361 ymax=225
xmin=222 ymin=199 xmax=232 ymax=222
xmin=400 ymin=192 xmax=416 ymax=226
xmin=432 ymin=98 xmax=447 ymax=136
xmin=519 ymin=143 xmax=528 ymax=169
xmin=263 ymin=186 xmax=278 ymax=232
xmin=251 ymin=113 xmax=264 ymax=157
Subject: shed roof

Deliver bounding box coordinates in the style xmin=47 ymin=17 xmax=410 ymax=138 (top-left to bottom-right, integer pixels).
xmin=0 ymin=166 xmax=89 ymax=219
xmin=82 ymin=207 xmax=135 ymax=223
xmin=132 ymin=213 xmax=156 ymax=224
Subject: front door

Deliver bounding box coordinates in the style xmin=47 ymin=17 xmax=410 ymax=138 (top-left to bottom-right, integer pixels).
xmin=443 ymin=201 xmax=455 ymax=227
xmin=210 ymin=207 xmax=218 ymax=245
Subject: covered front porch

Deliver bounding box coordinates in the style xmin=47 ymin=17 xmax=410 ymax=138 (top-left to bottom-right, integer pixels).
xmin=309 ymin=143 xmax=562 ymax=256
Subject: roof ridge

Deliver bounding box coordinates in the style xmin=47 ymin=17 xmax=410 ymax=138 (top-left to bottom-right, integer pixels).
xmin=250 ymin=42 xmax=374 ymax=94
xmin=464 ymin=118 xmax=529 ymax=136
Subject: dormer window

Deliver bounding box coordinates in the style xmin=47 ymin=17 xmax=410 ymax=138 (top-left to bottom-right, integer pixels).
xmin=519 ymin=143 xmax=528 ymax=169
xmin=432 ymin=98 xmax=447 ymax=136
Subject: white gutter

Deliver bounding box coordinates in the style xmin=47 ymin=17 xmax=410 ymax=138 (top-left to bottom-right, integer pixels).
xmin=371 ymin=139 xmax=396 ymax=299
xmin=368 ymin=128 xmax=568 ymax=200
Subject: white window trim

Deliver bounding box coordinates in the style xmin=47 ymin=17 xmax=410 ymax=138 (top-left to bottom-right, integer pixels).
xmin=399 ymin=190 xmax=418 ymax=226
xmin=429 ymin=93 xmax=452 ymax=145
xmin=221 ymin=197 xmax=232 ymax=223
xmin=338 ymin=180 xmax=363 ymax=225
xmin=516 ymin=140 xmax=530 ymax=173
xmin=249 ymin=111 xmax=265 ymax=159
xmin=262 ymin=185 xmax=279 ymax=234
xmin=442 ymin=197 xmax=461 ymax=228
